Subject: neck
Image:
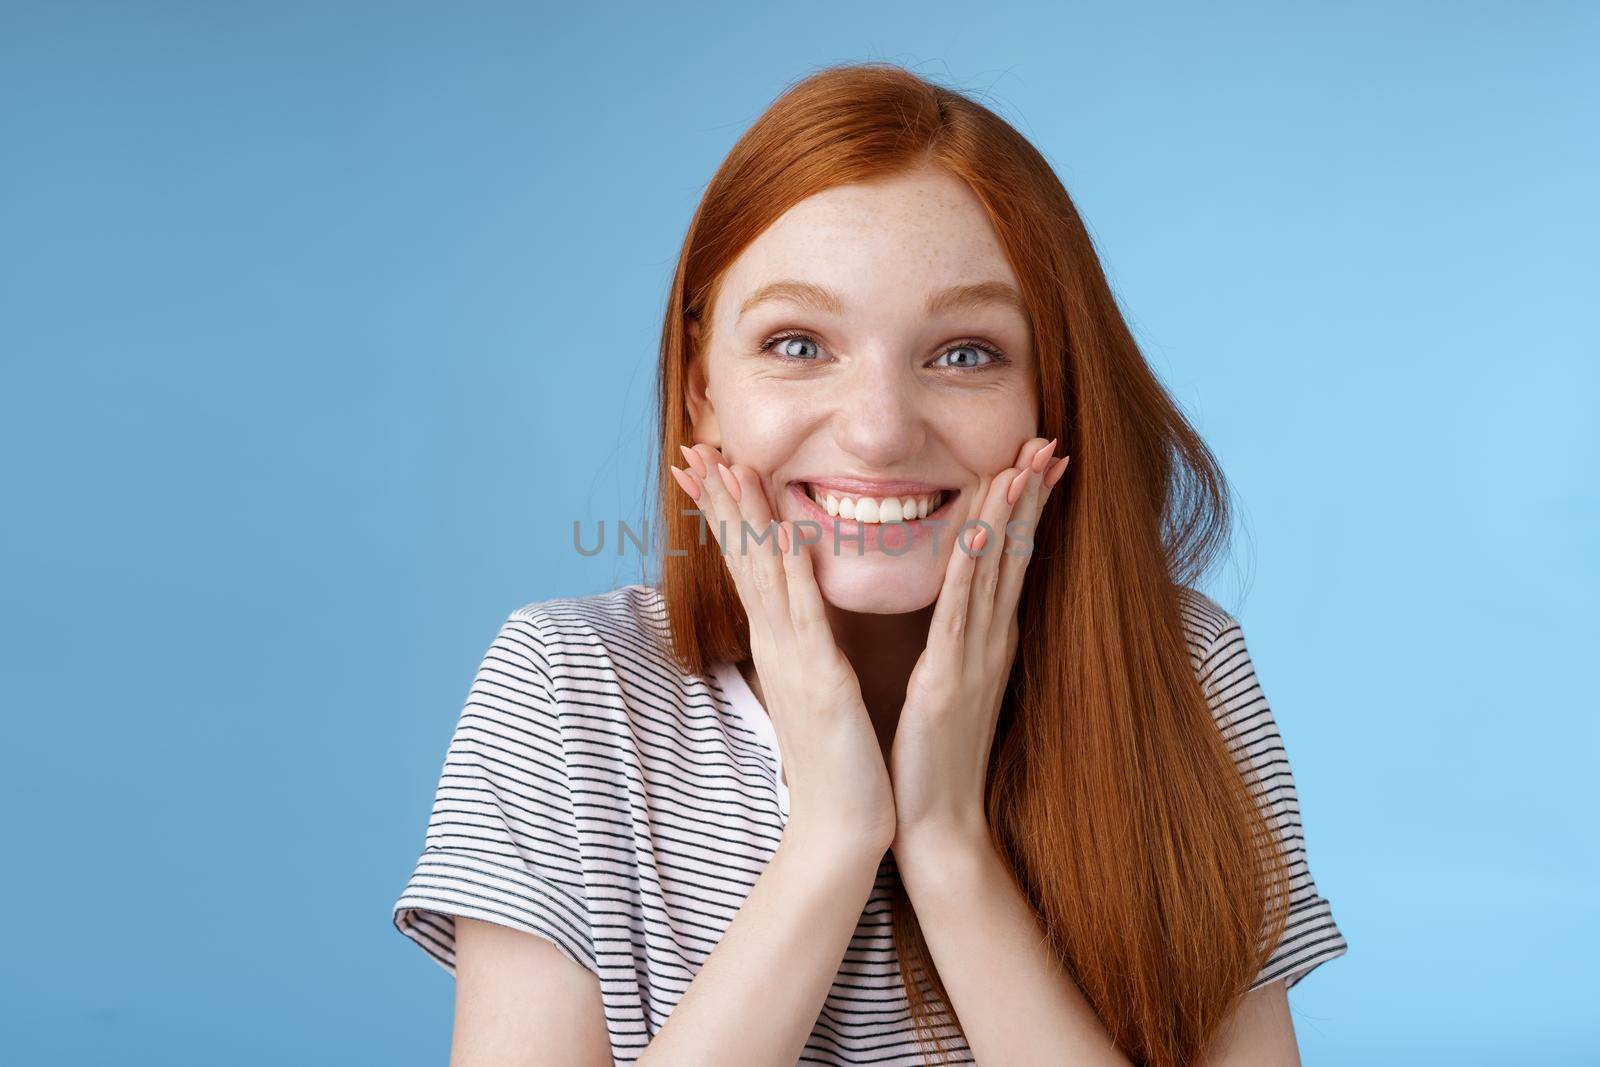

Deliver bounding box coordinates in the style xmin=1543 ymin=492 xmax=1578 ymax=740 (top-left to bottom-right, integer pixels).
xmin=822 ymin=601 xmax=935 ymax=756
xmin=737 ymin=605 xmax=934 ymax=758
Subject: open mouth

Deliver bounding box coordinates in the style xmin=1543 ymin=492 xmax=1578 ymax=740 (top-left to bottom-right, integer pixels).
xmin=792 ymin=482 xmax=961 ymax=525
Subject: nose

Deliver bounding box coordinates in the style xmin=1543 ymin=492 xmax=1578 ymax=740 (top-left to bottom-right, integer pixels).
xmin=828 ymin=353 xmax=928 ymax=467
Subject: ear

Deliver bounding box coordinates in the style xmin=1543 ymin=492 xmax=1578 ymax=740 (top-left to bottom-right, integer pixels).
xmin=684 ymin=314 xmax=722 ymax=447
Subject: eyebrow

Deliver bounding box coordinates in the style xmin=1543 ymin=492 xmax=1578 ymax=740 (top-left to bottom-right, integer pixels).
xmin=736 ymin=279 xmax=1025 ymax=321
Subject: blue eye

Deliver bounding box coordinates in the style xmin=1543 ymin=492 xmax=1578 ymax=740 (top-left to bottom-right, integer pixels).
xmin=932 ymin=343 xmax=1001 ymax=370
xmin=755 ymin=331 xmax=1010 ymax=371
xmin=760 ymin=333 xmax=823 ymax=361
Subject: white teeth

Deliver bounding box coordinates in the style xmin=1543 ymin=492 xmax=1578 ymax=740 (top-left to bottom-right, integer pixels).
xmin=806 ymin=485 xmax=946 ymax=523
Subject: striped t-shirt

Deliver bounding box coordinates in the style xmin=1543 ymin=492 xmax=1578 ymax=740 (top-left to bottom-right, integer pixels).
xmin=392 ymin=583 xmax=1348 ymax=1064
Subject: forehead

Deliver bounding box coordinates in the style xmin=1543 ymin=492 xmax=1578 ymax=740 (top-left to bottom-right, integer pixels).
xmin=714 ymin=167 xmax=1020 ymax=321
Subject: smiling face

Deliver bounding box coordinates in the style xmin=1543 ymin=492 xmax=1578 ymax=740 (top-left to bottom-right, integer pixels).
xmin=686 ymin=164 xmax=1040 ymax=614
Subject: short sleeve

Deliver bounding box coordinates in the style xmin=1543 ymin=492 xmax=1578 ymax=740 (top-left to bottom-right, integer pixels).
xmin=1199 ymin=615 xmax=1350 ymax=992
xmin=392 ymin=611 xmax=597 ymax=978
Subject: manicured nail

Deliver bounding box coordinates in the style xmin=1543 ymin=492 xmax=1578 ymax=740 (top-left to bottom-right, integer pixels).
xmin=1031 ymin=438 xmax=1057 ymax=473
xmin=669 ymin=464 xmax=701 ymax=501
xmin=1006 ymin=467 xmax=1032 ymax=506
xmin=716 ymin=462 xmax=742 ymax=502
xmin=678 ymin=444 xmax=706 ymax=477
xmin=972 ymin=527 xmax=990 ymax=554
xmin=1043 ymin=455 xmax=1071 ymax=489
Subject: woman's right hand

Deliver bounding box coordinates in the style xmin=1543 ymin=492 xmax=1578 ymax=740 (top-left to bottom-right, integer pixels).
xmin=670 ymin=443 xmax=897 ymax=856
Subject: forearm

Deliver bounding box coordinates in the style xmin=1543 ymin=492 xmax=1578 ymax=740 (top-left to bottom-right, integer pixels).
xmin=893 ymin=828 xmax=1131 ymax=1067
xmin=636 ymin=819 xmax=883 ymax=1067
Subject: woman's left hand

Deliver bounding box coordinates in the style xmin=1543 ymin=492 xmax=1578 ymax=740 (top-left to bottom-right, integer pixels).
xmin=888 ymin=435 xmax=1071 ymax=853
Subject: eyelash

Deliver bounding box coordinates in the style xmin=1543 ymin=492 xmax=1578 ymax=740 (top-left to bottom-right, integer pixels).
xmin=756 ymin=330 xmax=1010 ymax=373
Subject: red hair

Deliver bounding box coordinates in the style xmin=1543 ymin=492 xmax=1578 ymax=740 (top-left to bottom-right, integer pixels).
xmin=648 ymin=62 xmax=1290 ymax=1066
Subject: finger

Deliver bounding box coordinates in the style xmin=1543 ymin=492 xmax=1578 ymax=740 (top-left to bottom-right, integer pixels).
xmin=966 ymin=463 xmax=1021 ymax=663
xmin=672 ymin=455 xmax=759 ymax=632
xmin=697 ymin=445 xmax=799 ymax=659
xmin=724 ymin=460 xmax=792 ymax=628
xmin=1012 ymin=435 xmax=1054 ymax=473
xmin=689 ymin=443 xmax=773 ymax=643
xmin=668 ymin=464 xmax=702 ymax=504
xmin=778 ymin=519 xmax=836 ymax=656
xmin=1043 ymin=453 xmax=1071 ymax=491
xmin=926 ymin=466 xmax=1006 ymax=664
xmin=678 ymin=442 xmax=708 ymax=479
xmin=994 ymin=441 xmax=1056 ymax=653
xmin=668 ymin=459 xmax=711 ymax=533
xmin=686 ymin=444 xmax=734 ymax=560
xmin=1031 ymin=452 xmax=1071 ymax=534
xmin=1036 ymin=437 xmax=1058 ymax=473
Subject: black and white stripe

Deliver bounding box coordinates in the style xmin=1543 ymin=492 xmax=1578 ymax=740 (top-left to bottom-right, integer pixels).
xmin=394 ymin=584 xmax=1347 ymax=1063
xmin=1184 ymin=594 xmax=1350 ymax=993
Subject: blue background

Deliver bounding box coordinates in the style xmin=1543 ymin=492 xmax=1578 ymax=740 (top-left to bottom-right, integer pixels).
xmin=3 ymin=3 xmax=1595 ymax=1063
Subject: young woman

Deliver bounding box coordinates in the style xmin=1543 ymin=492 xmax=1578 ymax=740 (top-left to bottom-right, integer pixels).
xmin=393 ymin=63 xmax=1348 ymax=1067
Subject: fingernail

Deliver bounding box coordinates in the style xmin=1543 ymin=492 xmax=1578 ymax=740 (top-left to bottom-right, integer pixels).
xmin=669 ymin=464 xmax=701 ymax=501
xmin=972 ymin=527 xmax=990 ymax=554
xmin=678 ymin=444 xmax=706 ymax=477
xmin=716 ymin=462 xmax=742 ymax=502
xmin=1031 ymin=438 xmax=1057 ymax=473
xmin=1044 ymin=455 xmax=1071 ymax=489
xmin=1006 ymin=467 xmax=1032 ymax=506
xmin=778 ymin=521 xmax=791 ymax=553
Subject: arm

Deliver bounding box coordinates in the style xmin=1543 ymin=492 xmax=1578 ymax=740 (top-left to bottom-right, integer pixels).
xmin=452 ymin=916 xmax=614 ymax=1067
xmin=894 ymin=830 xmax=1301 ymax=1067
xmin=894 ymin=827 xmax=1132 ymax=1066
xmin=636 ymin=820 xmax=885 ymax=1066
xmin=449 ymin=819 xmax=884 ymax=1067
xmin=1196 ymin=980 xmax=1300 ymax=1066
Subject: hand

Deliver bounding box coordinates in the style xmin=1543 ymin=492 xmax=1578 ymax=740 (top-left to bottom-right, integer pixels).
xmin=887 ymin=436 xmax=1071 ymax=852
xmin=669 ymin=443 xmax=898 ymax=854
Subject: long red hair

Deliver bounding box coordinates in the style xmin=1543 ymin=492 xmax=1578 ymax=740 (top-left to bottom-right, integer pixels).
xmin=647 ymin=62 xmax=1290 ymax=1066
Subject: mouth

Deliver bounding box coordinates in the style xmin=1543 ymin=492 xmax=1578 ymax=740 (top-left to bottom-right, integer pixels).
xmin=789 ymin=482 xmax=961 ymax=525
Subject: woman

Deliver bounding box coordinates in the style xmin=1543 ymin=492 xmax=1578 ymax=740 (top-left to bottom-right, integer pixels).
xmin=394 ymin=63 xmax=1348 ymax=1066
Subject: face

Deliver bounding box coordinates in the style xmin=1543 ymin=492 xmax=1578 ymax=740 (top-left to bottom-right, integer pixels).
xmin=686 ymin=164 xmax=1040 ymax=614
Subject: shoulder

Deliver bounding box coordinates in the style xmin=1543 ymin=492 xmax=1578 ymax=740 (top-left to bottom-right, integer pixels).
xmin=488 ymin=584 xmax=698 ymax=734
xmin=1175 ymin=585 xmax=1242 ymax=670
xmin=1174 ymin=586 xmax=1270 ymax=734
xmin=500 ymin=583 xmax=676 ymax=672
xmin=1176 ymin=584 xmax=1238 ymax=647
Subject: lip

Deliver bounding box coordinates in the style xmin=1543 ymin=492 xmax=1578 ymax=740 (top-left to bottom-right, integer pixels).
xmin=796 ymin=476 xmax=957 ymax=496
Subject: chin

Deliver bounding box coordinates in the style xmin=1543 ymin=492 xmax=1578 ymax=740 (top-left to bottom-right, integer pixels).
xmin=811 ymin=554 xmax=943 ymax=614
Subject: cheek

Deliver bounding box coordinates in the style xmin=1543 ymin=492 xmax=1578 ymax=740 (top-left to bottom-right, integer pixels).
xmin=720 ymin=385 xmax=814 ymax=467
xmin=943 ymin=399 xmax=1039 ymax=472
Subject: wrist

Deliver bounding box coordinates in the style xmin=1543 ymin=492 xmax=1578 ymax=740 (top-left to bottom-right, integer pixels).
xmin=893 ymin=810 xmax=994 ymax=859
xmin=781 ymin=813 xmax=892 ymax=869
xmin=893 ymin=813 xmax=1003 ymax=879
